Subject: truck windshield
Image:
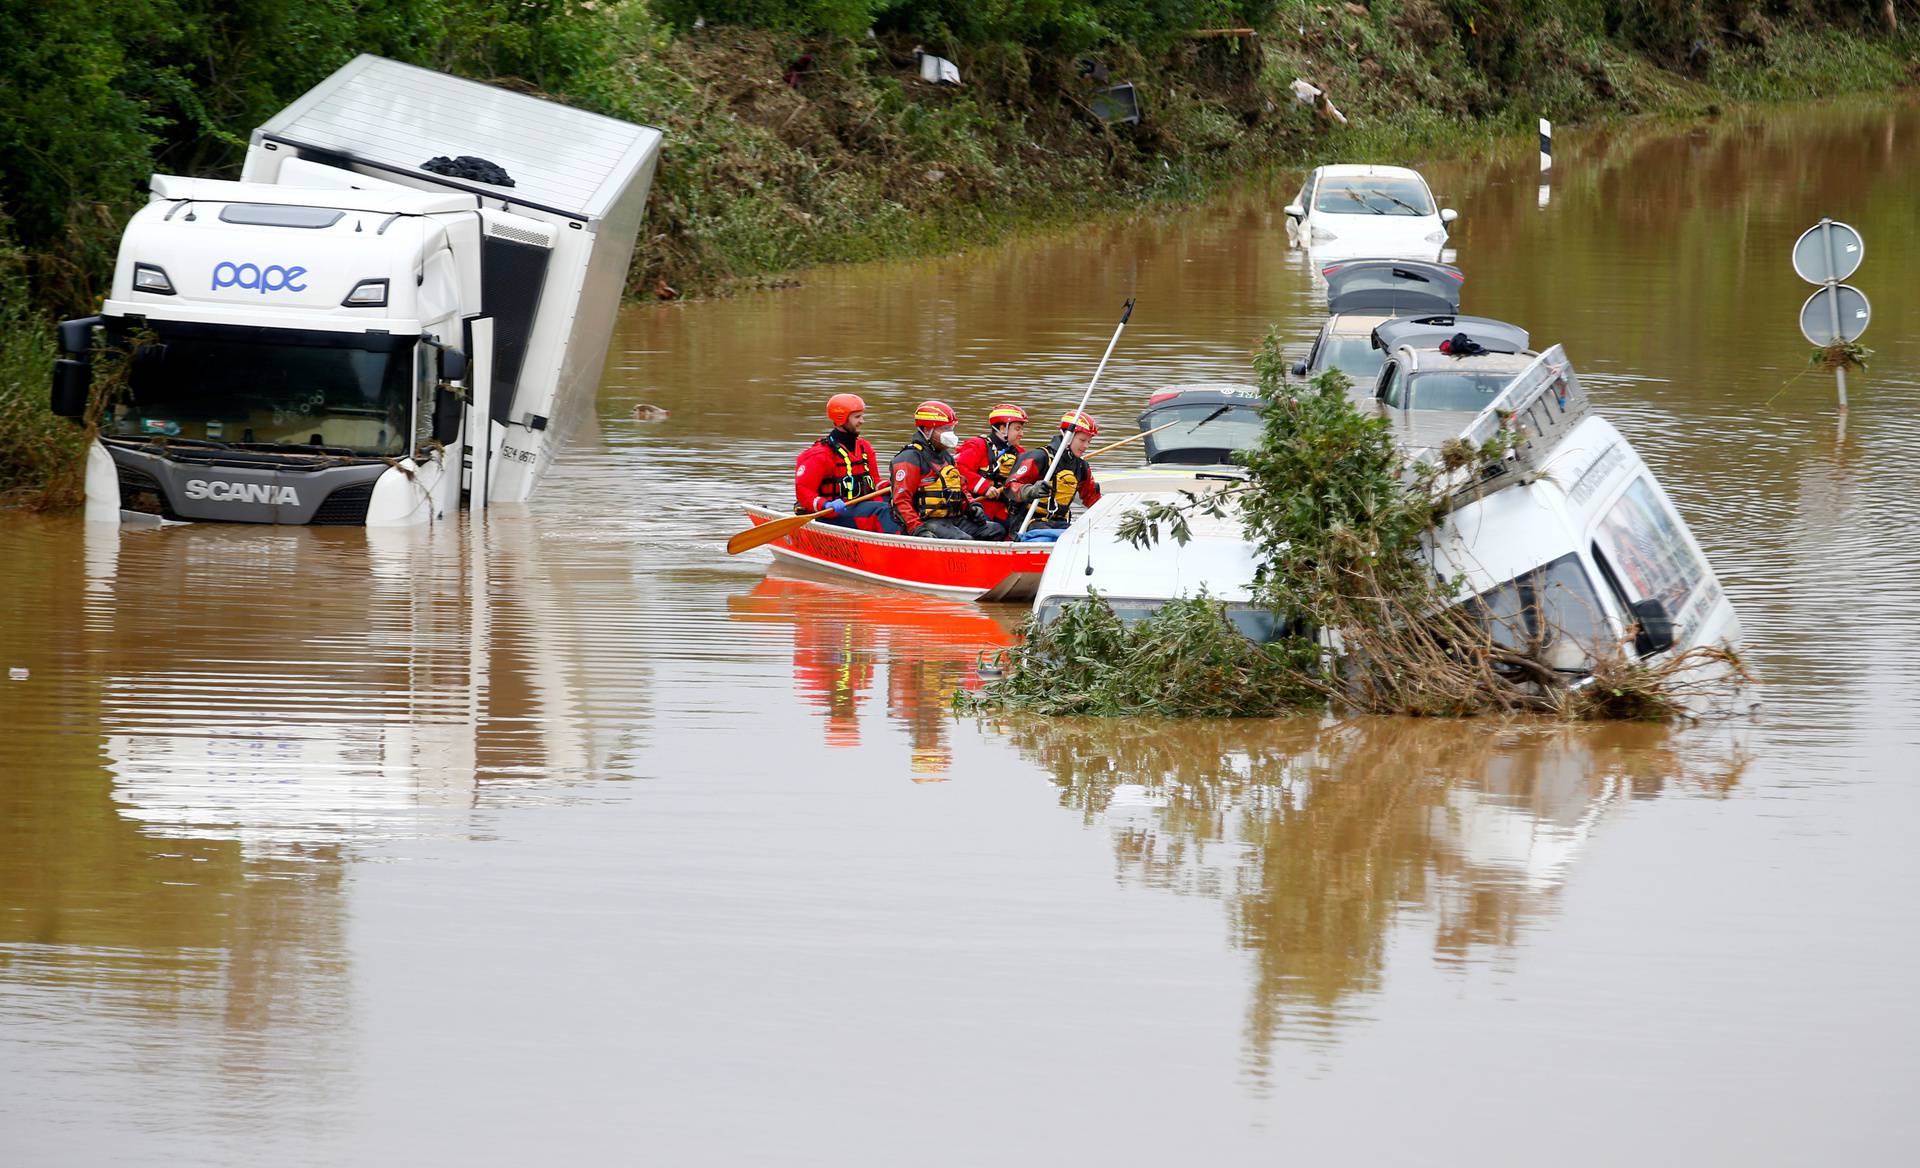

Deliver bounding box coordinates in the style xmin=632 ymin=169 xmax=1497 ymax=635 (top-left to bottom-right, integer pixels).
xmin=103 ymin=322 xmax=414 ymax=456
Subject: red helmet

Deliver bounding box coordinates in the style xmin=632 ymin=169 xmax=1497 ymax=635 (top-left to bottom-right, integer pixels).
xmin=987 ymin=403 xmax=1028 ymax=426
xmin=826 ymin=392 xmax=866 ymax=428
xmin=913 ymin=400 xmax=957 ymax=428
xmin=1059 ymin=410 xmax=1099 ymax=436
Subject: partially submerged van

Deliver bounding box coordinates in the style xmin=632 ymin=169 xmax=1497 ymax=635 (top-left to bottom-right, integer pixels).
xmin=1418 ymin=347 xmax=1739 ymax=675
xmin=1031 ymin=346 xmax=1742 ymax=689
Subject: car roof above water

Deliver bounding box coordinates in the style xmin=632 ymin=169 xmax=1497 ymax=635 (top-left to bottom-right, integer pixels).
xmin=1373 ymin=314 xmax=1530 ymax=355
xmin=1400 ymin=347 xmax=1537 ymax=374
xmin=1317 ymin=163 xmax=1428 ymax=180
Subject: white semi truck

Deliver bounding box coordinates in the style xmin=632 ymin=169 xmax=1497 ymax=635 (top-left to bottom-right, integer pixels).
xmin=51 ymin=55 xmax=663 ymax=526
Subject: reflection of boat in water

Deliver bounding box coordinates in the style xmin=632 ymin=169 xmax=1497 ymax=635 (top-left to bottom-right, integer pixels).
xmin=726 ymin=570 xmax=1016 ymax=776
xmin=991 ymin=714 xmax=1748 ymax=1065
xmin=737 ymin=504 xmax=1052 ymax=600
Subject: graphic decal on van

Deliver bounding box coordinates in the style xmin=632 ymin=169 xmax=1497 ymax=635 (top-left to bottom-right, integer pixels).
xmin=1595 ymin=478 xmax=1704 ymax=619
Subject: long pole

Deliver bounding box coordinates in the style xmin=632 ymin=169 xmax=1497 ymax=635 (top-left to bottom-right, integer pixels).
xmin=1016 ymin=298 xmax=1134 ymax=536
xmin=1820 ymin=220 xmax=1849 ymax=412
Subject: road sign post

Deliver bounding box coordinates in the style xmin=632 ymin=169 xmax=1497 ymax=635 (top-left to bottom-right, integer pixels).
xmin=1792 ymin=218 xmax=1867 ymax=412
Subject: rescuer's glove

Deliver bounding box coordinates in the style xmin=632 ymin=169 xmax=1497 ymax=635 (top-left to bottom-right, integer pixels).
xmin=825 ymin=499 xmax=849 ymax=516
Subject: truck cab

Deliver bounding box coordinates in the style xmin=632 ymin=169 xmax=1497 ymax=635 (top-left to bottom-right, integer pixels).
xmin=75 ymin=178 xmax=497 ymax=524
xmin=53 ymin=55 xmax=662 ymax=527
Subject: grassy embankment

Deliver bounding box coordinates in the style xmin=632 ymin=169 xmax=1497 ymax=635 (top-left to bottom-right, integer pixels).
xmin=2 ymin=2 xmax=1916 ymax=509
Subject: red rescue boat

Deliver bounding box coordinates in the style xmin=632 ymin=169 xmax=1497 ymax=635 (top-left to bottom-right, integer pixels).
xmin=738 ymin=505 xmax=1052 ymax=601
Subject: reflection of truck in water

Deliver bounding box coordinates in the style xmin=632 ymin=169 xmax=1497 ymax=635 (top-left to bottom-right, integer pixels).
xmin=51 ymin=55 xmax=663 ymax=526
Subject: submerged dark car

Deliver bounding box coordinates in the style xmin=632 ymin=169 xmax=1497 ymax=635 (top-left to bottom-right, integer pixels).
xmin=1135 ymin=383 xmax=1265 ymax=466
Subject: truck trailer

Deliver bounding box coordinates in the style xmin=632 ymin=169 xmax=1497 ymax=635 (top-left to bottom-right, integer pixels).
xmin=50 ymin=55 xmax=663 ymax=526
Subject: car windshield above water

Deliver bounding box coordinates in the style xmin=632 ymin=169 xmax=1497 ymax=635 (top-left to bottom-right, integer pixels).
xmin=1314 ymin=175 xmax=1436 ymax=217
xmin=1316 ymin=335 xmax=1387 ymax=383
xmin=1138 ymin=391 xmax=1265 ymax=465
xmin=1397 ymin=369 xmax=1521 ymax=411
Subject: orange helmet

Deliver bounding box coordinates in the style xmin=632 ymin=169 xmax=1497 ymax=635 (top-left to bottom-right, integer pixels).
xmin=987 ymin=403 xmax=1028 ymax=427
xmin=913 ymin=400 xmax=957 ymax=428
xmin=1059 ymin=410 xmax=1099 ymax=436
xmin=826 ymin=392 xmax=866 ymax=428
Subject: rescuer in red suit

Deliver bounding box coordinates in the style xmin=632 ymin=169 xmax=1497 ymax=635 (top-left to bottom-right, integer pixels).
xmin=795 ymin=392 xmax=887 ymax=531
xmin=953 ymin=403 xmax=1028 ymax=527
xmin=1005 ymin=410 xmax=1103 ymax=534
xmin=885 ymin=400 xmax=1005 ymax=540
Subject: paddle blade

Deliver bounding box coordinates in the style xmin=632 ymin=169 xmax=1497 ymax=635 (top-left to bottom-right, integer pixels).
xmin=727 ymin=511 xmax=815 ymax=555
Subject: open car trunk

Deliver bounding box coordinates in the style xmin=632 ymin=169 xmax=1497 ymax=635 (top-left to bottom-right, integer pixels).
xmin=1323 ymin=259 xmax=1464 ymax=315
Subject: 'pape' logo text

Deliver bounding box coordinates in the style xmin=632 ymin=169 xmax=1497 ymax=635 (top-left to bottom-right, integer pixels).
xmin=211 ymin=261 xmax=308 ymax=294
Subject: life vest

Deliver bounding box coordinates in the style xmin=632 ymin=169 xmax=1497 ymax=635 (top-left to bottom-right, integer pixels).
xmin=798 ymin=431 xmax=877 ymax=512
xmin=1016 ymin=442 xmax=1092 ymax=526
xmin=893 ymin=438 xmax=969 ymax=521
xmin=981 ymin=434 xmax=1022 ymax=484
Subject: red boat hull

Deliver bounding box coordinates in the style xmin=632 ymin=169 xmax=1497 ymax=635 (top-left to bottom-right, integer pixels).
xmin=740 ymin=506 xmax=1051 ymax=601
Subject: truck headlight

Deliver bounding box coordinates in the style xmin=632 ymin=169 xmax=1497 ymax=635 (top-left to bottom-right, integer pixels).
xmin=1310 ymin=227 xmax=1338 ymax=243
xmin=133 ymin=263 xmax=175 ymax=295
xmin=342 ymin=279 xmax=389 ymax=307
xmin=1425 ymin=229 xmax=1449 ymax=244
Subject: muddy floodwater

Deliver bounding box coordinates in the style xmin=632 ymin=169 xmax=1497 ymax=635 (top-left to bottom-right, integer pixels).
xmin=5 ymin=98 xmax=1920 ymax=1164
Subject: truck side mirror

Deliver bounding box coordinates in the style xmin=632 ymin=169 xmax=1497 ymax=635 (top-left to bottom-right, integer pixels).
xmin=1290 ymin=360 xmax=1308 ymax=378
xmin=58 ymin=315 xmax=102 ymax=356
xmin=50 ymin=359 xmax=91 ymax=421
xmin=432 ymin=385 xmax=464 ymax=445
xmin=1284 ymin=203 xmax=1305 ymax=220
xmin=440 ymin=346 xmax=468 ymax=381
xmin=1629 ymin=598 xmax=1676 ymax=656
xmin=1439 ymin=208 xmax=1459 ymax=224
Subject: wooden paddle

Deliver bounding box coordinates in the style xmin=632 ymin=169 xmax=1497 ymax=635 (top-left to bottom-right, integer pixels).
xmin=726 ymin=486 xmax=888 ymax=555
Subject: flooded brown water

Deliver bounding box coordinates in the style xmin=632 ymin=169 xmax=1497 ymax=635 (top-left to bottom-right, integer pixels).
xmin=5 ymin=98 xmax=1920 ymax=1163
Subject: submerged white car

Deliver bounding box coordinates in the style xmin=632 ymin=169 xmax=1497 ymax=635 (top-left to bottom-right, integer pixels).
xmin=1285 ymin=165 xmax=1457 ymax=262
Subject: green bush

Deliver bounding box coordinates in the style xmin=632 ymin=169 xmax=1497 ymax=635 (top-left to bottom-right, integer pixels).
xmin=0 ymin=221 xmax=78 ymax=507
xmin=659 ymin=0 xmax=1278 ymax=53
xmin=654 ymin=0 xmax=885 ymax=37
xmin=958 ymin=593 xmax=1322 ymax=717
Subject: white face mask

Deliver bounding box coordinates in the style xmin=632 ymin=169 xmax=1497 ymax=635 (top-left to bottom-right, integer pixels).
xmin=937 ymin=429 xmax=959 ymax=450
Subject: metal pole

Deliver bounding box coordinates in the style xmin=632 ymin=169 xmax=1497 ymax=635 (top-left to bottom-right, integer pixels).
xmin=1819 ymin=220 xmax=1848 ymax=412
xmin=1017 ymin=299 xmax=1134 ymax=537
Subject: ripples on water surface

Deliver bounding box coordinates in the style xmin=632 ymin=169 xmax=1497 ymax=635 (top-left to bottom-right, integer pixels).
xmin=4 ymin=98 xmax=1919 ymax=1164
